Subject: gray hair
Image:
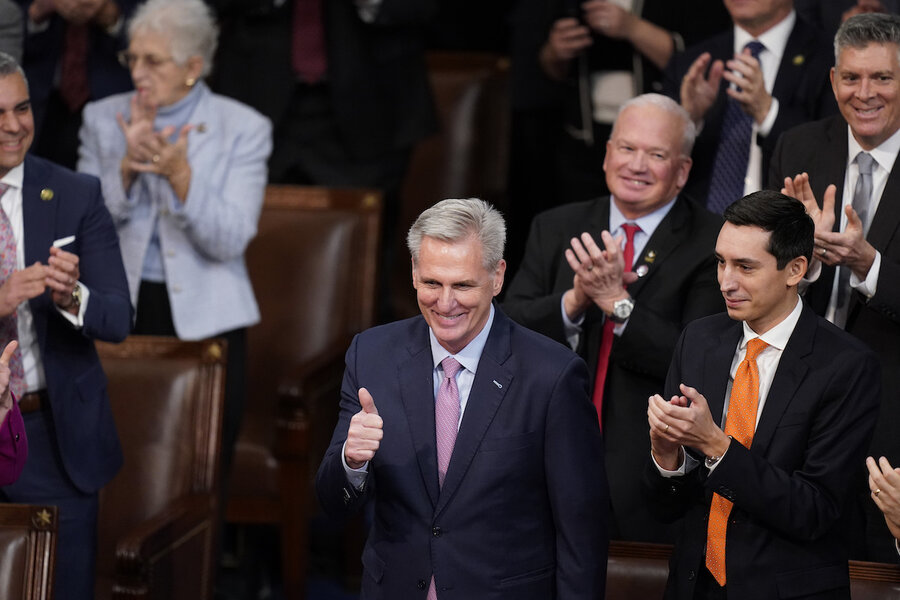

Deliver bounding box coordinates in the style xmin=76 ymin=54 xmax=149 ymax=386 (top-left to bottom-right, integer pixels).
xmin=834 ymin=13 xmax=900 ymax=64
xmin=612 ymin=93 xmax=697 ymax=157
xmin=407 ymin=198 xmax=506 ymax=270
xmin=0 ymin=52 xmax=28 ymax=90
xmin=128 ymin=0 xmax=218 ymax=77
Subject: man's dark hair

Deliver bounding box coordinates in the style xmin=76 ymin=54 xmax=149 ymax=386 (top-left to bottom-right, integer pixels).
xmin=723 ymin=190 xmax=814 ymax=269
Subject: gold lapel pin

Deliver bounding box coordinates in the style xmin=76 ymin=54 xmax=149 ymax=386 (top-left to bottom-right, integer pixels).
xmin=793 ymin=54 xmax=805 ymax=66
xmin=40 ymin=188 xmax=54 ymax=201
xmin=645 ymin=251 xmax=656 ymax=263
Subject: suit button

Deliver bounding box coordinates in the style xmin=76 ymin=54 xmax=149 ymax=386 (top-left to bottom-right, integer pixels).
xmin=688 ymin=570 xmax=696 ymax=581
xmin=417 ymin=580 xmax=427 ymax=590
xmin=432 ymin=526 xmax=442 ymax=537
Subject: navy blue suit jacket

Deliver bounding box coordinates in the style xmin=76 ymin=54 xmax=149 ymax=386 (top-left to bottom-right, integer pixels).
xmin=315 ymin=307 xmax=608 ymax=599
xmin=645 ymin=304 xmax=880 ymax=600
xmin=21 ymin=154 xmax=132 ymax=493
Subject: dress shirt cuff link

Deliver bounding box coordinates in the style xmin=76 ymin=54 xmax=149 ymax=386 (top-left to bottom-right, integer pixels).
xmin=341 ymin=439 xmax=369 ymax=491
xmin=850 ymin=250 xmax=881 ymax=299
xmin=56 ymin=282 xmax=89 ymax=328
xmin=757 ymin=97 xmax=779 ymax=137
xmin=560 ymin=295 xmax=583 ymax=351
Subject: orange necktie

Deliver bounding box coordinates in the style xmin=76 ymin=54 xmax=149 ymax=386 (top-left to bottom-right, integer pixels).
xmin=705 ymin=337 xmax=769 ymax=586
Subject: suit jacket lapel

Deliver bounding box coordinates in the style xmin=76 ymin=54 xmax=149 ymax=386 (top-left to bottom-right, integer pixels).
xmin=22 ymin=155 xmax=56 ymax=269
xmin=22 ymin=155 xmax=56 ymax=353
xmin=436 ymin=308 xmax=513 ymax=517
xmin=398 ymin=321 xmax=441 ymax=508
xmin=628 ymin=196 xmax=692 ymax=299
xmin=752 ymin=304 xmax=814 ymax=454
xmin=703 ymin=322 xmax=742 ymax=430
xmin=770 ymin=19 xmax=815 ymax=107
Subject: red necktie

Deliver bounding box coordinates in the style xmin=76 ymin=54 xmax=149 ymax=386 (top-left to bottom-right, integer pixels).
xmin=705 ymin=338 xmax=769 ymax=586
xmin=291 ymin=0 xmax=328 ymax=83
xmin=59 ymin=23 xmax=91 ymax=112
xmin=591 ymin=223 xmax=640 ymax=429
xmin=0 ymin=184 xmax=26 ymax=400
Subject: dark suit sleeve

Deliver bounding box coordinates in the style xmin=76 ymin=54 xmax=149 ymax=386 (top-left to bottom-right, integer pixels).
xmin=643 ymin=328 xmax=708 ymax=523
xmin=502 ymin=213 xmax=570 ymax=345
xmin=544 ymin=354 xmax=608 ymax=599
xmin=76 ymin=177 xmax=132 ymax=343
xmin=315 ymin=334 xmax=372 ymax=519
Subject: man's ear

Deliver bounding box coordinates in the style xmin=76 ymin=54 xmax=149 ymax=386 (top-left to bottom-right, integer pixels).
xmin=786 ymin=256 xmax=808 ymax=286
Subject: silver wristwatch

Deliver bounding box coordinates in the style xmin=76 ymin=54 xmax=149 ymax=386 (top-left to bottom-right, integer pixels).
xmin=609 ymin=296 xmax=634 ymax=323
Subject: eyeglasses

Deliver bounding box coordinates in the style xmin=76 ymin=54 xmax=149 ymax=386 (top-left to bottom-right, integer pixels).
xmin=117 ymin=51 xmax=176 ymax=70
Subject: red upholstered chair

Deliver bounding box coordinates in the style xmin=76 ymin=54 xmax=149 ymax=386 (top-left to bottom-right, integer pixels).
xmin=0 ymin=503 xmax=57 ymax=600
xmin=226 ymin=185 xmax=382 ymax=600
xmin=94 ymin=336 xmax=227 ymax=600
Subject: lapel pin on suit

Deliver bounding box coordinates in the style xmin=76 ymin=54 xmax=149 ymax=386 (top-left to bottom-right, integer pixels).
xmin=635 ymin=264 xmax=649 ymax=277
xmin=40 ymin=188 xmax=54 ymax=201
xmin=792 ymin=54 xmax=805 ymax=66
xmin=645 ymin=250 xmax=656 ymax=263
xmin=492 ymin=380 xmax=502 ymax=389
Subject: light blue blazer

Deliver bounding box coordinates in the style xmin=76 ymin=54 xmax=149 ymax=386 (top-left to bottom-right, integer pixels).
xmin=77 ymin=83 xmax=272 ymax=340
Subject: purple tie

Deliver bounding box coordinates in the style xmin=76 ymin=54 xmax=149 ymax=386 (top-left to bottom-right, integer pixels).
xmin=0 ymin=183 xmax=26 ymax=400
xmin=707 ymin=40 xmax=765 ymax=214
xmin=428 ymin=356 xmax=462 ymax=600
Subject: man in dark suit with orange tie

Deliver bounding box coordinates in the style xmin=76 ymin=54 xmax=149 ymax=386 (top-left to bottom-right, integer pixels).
xmin=646 ymin=191 xmax=880 ymax=599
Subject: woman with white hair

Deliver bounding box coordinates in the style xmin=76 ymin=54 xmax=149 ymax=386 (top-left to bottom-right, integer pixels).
xmin=77 ymin=0 xmax=271 ymax=478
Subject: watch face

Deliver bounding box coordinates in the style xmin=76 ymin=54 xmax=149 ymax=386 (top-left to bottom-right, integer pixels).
xmin=613 ymin=299 xmax=633 ymax=320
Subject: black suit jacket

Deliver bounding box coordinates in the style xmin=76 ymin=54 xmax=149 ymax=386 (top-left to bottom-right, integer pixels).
xmin=209 ymin=0 xmax=437 ymax=160
xmin=645 ymin=305 xmax=880 ymax=600
xmin=315 ymin=307 xmax=608 ymax=600
xmin=771 ymin=115 xmax=900 ymax=560
xmin=664 ymin=16 xmax=836 ymax=203
xmin=502 ymin=195 xmax=725 ymax=542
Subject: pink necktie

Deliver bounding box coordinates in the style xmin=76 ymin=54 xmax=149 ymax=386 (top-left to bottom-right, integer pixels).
xmin=0 ymin=183 xmax=26 ymax=399
xmin=592 ymin=223 xmax=641 ymax=429
xmin=428 ymin=356 xmax=462 ymax=600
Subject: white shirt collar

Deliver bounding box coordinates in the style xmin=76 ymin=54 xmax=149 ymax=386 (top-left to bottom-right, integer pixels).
xmin=846 ymin=123 xmax=900 ymax=174
xmin=609 ymin=195 xmax=677 ymax=236
xmin=0 ymin=162 xmax=25 ymax=194
xmin=733 ymin=9 xmax=796 ymax=61
xmin=741 ymin=294 xmax=802 ymax=351
xmin=429 ymin=303 xmax=495 ymax=375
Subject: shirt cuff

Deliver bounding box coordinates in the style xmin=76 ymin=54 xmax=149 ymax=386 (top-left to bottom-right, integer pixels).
xmin=849 ymin=251 xmax=881 ymax=299
xmin=55 ymin=282 xmax=89 ymax=328
xmin=757 ymin=97 xmax=779 ymax=136
xmin=652 ymin=447 xmax=698 ymax=477
xmin=341 ymin=439 xmax=369 ymax=490
xmin=561 ymin=294 xmax=583 ymax=351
